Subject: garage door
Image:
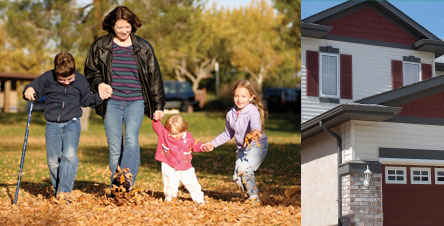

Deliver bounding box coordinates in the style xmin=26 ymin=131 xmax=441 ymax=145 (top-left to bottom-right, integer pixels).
xmin=382 ymin=165 xmax=444 ymax=225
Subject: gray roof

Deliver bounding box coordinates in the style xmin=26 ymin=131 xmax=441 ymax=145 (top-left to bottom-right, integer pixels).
xmin=357 ymin=75 xmax=444 ymax=106
xmin=302 ymin=103 xmax=402 ymax=140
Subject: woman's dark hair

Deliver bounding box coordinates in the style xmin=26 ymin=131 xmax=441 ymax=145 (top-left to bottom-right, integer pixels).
xmin=102 ymin=6 xmax=142 ymax=34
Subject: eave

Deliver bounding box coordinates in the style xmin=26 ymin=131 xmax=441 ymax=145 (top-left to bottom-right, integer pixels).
xmin=302 ymin=103 xmax=402 ymax=140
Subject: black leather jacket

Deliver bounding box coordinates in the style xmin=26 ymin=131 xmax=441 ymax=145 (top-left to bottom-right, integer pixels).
xmin=84 ymin=33 xmax=165 ymax=119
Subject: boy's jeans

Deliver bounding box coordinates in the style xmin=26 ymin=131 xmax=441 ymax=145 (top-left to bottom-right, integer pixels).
xmin=233 ymin=143 xmax=268 ymax=199
xmin=104 ymin=99 xmax=144 ymax=185
xmin=45 ymin=118 xmax=80 ymax=194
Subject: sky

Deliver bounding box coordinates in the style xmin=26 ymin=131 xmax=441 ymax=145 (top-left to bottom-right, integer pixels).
xmin=302 ymin=0 xmax=444 ymax=39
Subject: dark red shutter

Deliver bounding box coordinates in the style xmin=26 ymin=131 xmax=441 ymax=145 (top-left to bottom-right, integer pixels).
xmin=421 ymin=63 xmax=432 ymax=80
xmin=340 ymin=54 xmax=352 ymax=99
xmin=391 ymin=60 xmax=403 ymax=89
xmin=306 ymin=50 xmax=319 ymax=97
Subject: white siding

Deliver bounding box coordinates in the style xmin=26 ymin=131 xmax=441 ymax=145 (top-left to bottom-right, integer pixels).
xmin=301 ymin=37 xmax=435 ymax=123
xmin=342 ymin=121 xmax=353 ymax=162
xmin=353 ymin=120 xmax=444 ymax=160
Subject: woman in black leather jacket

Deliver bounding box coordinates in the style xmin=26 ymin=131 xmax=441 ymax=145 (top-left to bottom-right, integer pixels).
xmin=84 ymin=6 xmax=165 ymax=188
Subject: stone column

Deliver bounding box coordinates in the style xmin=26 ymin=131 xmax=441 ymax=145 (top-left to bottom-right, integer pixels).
xmin=341 ymin=173 xmax=383 ymax=226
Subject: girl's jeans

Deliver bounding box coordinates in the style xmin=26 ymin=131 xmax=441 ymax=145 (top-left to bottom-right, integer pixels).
xmin=104 ymin=99 xmax=144 ymax=186
xmin=233 ymin=143 xmax=268 ymax=199
xmin=45 ymin=118 xmax=80 ymax=194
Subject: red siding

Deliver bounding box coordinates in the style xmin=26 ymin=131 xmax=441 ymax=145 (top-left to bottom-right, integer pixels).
xmin=421 ymin=63 xmax=432 ymax=81
xmin=326 ymin=6 xmax=417 ymax=45
xmin=391 ymin=60 xmax=403 ymax=89
xmin=398 ymin=92 xmax=444 ymax=118
xmin=306 ymin=50 xmax=319 ymax=97
xmin=340 ymin=54 xmax=352 ymax=99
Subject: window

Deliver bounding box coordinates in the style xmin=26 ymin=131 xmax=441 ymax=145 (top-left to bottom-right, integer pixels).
xmin=320 ymin=53 xmax=339 ymax=98
xmin=435 ymin=168 xmax=444 ymax=184
xmin=403 ymin=62 xmax=420 ymax=86
xmin=385 ymin=167 xmax=406 ymax=184
xmin=410 ymin=167 xmax=431 ymax=184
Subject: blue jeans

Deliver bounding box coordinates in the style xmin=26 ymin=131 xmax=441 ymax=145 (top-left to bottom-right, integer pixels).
xmin=233 ymin=143 xmax=268 ymax=199
xmin=104 ymin=99 xmax=144 ymax=186
xmin=45 ymin=118 xmax=80 ymax=194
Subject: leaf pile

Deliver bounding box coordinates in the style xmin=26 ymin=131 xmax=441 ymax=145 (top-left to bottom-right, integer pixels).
xmin=1 ymin=186 xmax=300 ymax=225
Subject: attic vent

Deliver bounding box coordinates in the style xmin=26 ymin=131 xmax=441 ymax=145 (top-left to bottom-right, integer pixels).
xmin=319 ymin=46 xmax=339 ymax=54
xmin=403 ymin=55 xmax=420 ymax=63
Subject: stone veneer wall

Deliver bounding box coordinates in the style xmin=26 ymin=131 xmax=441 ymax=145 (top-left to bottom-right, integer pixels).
xmin=341 ymin=173 xmax=383 ymax=226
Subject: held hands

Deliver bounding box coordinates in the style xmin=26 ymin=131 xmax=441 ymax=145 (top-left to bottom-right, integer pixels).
xmin=98 ymin=83 xmax=113 ymax=100
xmin=24 ymin=87 xmax=36 ymax=101
xmin=202 ymin=142 xmax=214 ymax=152
xmin=153 ymin=110 xmax=165 ymax=121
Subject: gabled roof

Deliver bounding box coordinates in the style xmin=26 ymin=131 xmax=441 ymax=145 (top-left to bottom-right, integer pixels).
xmin=303 ymin=1 xmax=439 ymax=40
xmin=302 ymin=0 xmax=444 ymax=57
xmin=302 ymin=75 xmax=444 ymax=140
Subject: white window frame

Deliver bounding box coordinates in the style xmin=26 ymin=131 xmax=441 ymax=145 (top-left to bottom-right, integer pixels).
xmin=319 ymin=52 xmax=340 ymax=98
xmin=385 ymin=166 xmax=407 ymax=184
xmin=410 ymin=167 xmax=431 ymax=184
xmin=435 ymin=168 xmax=444 ymax=185
xmin=403 ymin=62 xmax=421 ymax=86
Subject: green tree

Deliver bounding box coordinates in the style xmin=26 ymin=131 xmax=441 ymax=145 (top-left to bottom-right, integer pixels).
xmin=272 ymin=0 xmax=300 ymax=87
xmin=226 ymin=0 xmax=286 ymax=91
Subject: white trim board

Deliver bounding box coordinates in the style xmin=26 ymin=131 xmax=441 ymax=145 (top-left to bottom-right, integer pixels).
xmin=379 ymin=158 xmax=444 ymax=166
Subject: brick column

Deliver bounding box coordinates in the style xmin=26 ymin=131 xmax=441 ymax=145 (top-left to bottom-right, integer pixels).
xmin=341 ymin=173 xmax=382 ymax=226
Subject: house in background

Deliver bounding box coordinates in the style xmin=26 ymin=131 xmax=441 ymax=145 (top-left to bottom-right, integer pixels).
xmin=301 ymin=1 xmax=444 ymax=225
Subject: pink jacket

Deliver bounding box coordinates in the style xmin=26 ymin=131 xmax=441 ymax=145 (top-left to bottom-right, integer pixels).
xmin=152 ymin=120 xmax=204 ymax=170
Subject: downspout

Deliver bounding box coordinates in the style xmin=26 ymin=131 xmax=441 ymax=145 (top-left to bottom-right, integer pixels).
xmin=319 ymin=121 xmax=342 ymax=226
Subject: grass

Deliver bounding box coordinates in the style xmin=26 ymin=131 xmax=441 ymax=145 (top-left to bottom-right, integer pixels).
xmin=0 ymin=110 xmax=300 ymax=225
xmin=0 ymin=111 xmax=300 ymax=196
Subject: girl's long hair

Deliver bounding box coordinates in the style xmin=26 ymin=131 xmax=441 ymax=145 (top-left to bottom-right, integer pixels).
xmin=233 ymin=80 xmax=267 ymax=131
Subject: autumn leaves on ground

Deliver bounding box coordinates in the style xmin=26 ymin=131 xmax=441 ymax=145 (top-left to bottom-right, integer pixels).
xmin=0 ymin=112 xmax=300 ymax=225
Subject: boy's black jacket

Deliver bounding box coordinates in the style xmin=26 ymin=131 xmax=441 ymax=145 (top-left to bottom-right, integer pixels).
xmin=24 ymin=70 xmax=103 ymax=122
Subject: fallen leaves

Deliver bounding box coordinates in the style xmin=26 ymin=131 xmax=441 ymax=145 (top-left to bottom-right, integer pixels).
xmin=243 ymin=130 xmax=262 ymax=148
xmin=1 ymin=186 xmax=300 ymax=226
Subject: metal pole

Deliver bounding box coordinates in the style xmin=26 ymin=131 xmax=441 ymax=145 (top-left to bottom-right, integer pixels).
xmin=215 ymin=62 xmax=220 ymax=97
xmin=14 ymin=101 xmax=33 ymax=204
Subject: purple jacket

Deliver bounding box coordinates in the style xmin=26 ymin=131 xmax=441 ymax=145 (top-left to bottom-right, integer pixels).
xmin=211 ymin=104 xmax=268 ymax=150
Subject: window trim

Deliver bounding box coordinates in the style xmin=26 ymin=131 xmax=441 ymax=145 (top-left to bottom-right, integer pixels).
xmin=410 ymin=167 xmax=431 ymax=185
xmin=435 ymin=168 xmax=444 ymax=185
xmin=402 ymin=61 xmax=421 ymax=86
xmin=319 ymin=52 xmax=340 ymax=98
xmin=385 ymin=166 xmax=407 ymax=184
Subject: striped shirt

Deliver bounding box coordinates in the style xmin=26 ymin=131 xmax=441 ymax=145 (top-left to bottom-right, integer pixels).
xmin=110 ymin=42 xmax=143 ymax=101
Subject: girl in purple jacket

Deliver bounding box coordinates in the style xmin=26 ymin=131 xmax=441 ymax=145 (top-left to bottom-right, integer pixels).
xmin=205 ymin=80 xmax=268 ymax=203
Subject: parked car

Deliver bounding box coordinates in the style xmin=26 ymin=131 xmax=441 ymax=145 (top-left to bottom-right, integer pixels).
xmin=263 ymin=87 xmax=300 ymax=113
xmin=163 ymin=81 xmax=199 ymax=112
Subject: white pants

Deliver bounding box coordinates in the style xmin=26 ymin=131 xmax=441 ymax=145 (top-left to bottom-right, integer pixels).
xmin=161 ymin=162 xmax=205 ymax=203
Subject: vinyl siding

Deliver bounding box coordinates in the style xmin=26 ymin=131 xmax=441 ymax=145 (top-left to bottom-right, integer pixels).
xmin=353 ymin=120 xmax=444 ymax=160
xmin=301 ymin=37 xmax=435 ymax=123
